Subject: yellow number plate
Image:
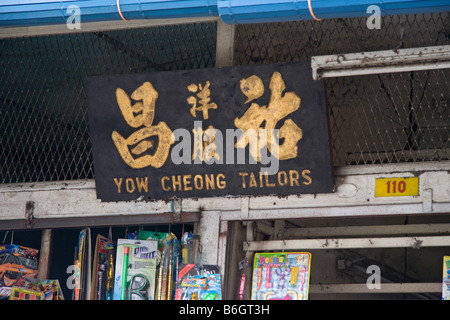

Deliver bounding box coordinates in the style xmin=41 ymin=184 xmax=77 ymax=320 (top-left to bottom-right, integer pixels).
xmin=375 ymin=177 xmax=419 ymax=197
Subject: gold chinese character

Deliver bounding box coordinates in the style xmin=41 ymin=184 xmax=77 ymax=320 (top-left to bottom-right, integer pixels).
xmin=187 ymin=81 xmax=218 ymax=119
xmin=192 ymin=124 xmax=221 ymax=163
xmin=112 ymin=82 xmax=174 ymax=169
xmin=235 ymin=72 xmax=302 ymax=161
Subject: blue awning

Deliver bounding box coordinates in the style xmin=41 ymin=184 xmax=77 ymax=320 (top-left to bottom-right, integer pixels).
xmin=1 ymin=0 xmax=449 ymax=27
xmin=217 ymin=0 xmax=450 ymax=24
xmin=0 ymin=0 xmax=218 ymax=27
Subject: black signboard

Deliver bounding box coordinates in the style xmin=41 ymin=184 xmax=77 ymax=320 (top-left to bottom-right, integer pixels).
xmin=86 ymin=62 xmax=333 ymax=202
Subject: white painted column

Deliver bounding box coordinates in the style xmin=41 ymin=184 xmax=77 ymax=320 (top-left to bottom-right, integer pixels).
xmin=215 ymin=21 xmax=235 ymax=67
xmin=198 ymin=211 xmax=221 ymax=266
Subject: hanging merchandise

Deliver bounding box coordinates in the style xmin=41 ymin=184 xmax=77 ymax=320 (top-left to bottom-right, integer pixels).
xmin=237 ymin=273 xmax=246 ymax=300
xmin=73 ymin=228 xmax=92 ymax=300
xmin=139 ymin=231 xmax=170 ymax=252
xmin=0 ymin=244 xmax=39 ymax=288
xmin=127 ymin=231 xmax=139 ymax=240
xmin=113 ymin=239 xmax=158 ymax=300
xmin=90 ymin=234 xmax=115 ymax=300
xmin=175 ymin=264 xmax=222 ymax=300
xmin=443 ymin=256 xmax=450 ymax=300
xmin=236 ymin=258 xmax=250 ymax=300
xmin=181 ymin=232 xmax=193 ymax=264
xmin=251 ymin=252 xmax=311 ymax=300
xmin=154 ymin=233 xmax=180 ymax=300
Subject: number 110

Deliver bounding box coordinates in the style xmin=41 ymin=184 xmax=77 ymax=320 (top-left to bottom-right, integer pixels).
xmin=386 ymin=180 xmax=406 ymax=193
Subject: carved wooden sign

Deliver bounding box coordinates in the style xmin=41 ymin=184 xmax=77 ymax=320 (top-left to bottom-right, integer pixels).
xmin=86 ymin=62 xmax=333 ymax=202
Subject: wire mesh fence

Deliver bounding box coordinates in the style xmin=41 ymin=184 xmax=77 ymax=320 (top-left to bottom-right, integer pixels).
xmin=0 ymin=13 xmax=449 ymax=184
xmin=0 ymin=23 xmax=217 ymax=184
xmin=234 ymin=13 xmax=450 ymax=166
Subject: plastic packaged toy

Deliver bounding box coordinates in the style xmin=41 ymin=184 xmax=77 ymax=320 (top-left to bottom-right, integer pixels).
xmin=175 ymin=264 xmax=222 ymax=300
xmin=0 ymin=244 xmax=39 ymax=287
xmin=113 ymin=239 xmax=158 ymax=300
xmin=251 ymin=252 xmax=311 ymax=300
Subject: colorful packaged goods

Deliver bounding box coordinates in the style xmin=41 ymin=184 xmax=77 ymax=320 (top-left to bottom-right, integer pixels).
xmin=175 ymin=264 xmax=222 ymax=300
xmin=154 ymin=233 xmax=180 ymax=300
xmin=0 ymin=244 xmax=39 ymax=287
xmin=251 ymin=252 xmax=311 ymax=300
xmin=90 ymin=235 xmax=115 ymax=300
xmin=443 ymin=256 xmax=450 ymax=300
xmin=181 ymin=232 xmax=193 ymax=264
xmin=9 ymin=277 xmax=64 ymax=300
xmin=73 ymin=228 xmax=92 ymax=300
xmin=113 ymin=239 xmax=158 ymax=300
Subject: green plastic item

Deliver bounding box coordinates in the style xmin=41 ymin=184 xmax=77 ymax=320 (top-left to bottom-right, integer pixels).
xmin=120 ymin=246 xmax=129 ymax=300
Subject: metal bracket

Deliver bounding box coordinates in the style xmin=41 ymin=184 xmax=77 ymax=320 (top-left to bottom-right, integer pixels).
xmin=25 ymin=201 xmax=35 ymax=228
xmin=312 ymin=45 xmax=450 ymax=80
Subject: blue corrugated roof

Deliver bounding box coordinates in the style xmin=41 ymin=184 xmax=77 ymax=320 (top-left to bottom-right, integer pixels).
xmin=0 ymin=0 xmax=449 ymax=27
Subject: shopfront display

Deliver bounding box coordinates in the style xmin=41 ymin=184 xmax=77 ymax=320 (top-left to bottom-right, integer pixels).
xmin=0 ymin=227 xmax=210 ymax=301
xmin=0 ymin=6 xmax=449 ymax=304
